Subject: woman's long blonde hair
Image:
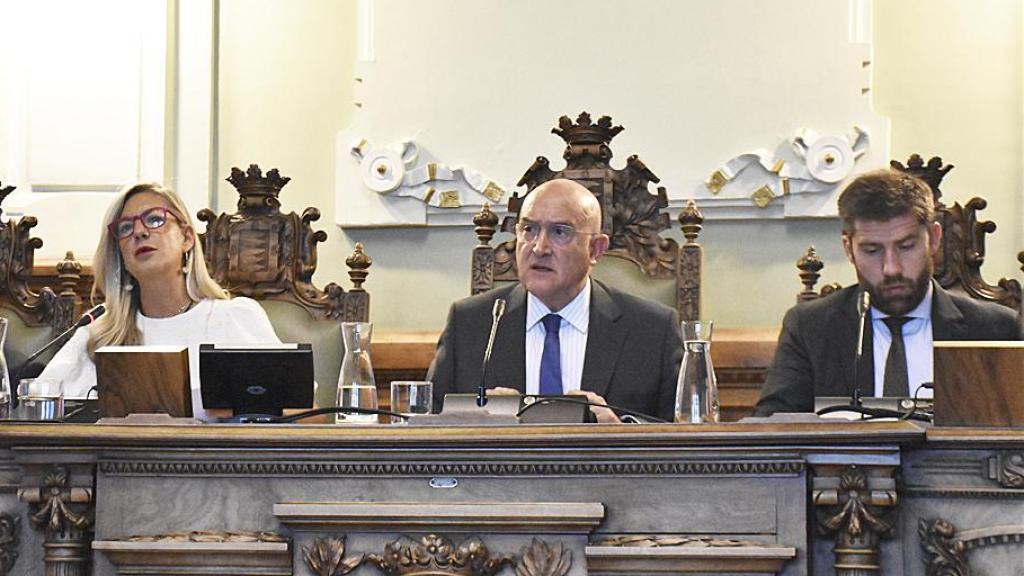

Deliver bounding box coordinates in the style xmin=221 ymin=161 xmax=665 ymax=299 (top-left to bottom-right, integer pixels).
xmin=87 ymin=182 xmax=228 ymax=356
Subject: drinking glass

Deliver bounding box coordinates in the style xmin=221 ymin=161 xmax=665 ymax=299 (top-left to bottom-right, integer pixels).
xmin=390 ymin=381 xmax=433 ymax=423
xmin=675 ymin=320 xmax=719 ymax=423
xmin=16 ymin=377 xmax=64 ymax=420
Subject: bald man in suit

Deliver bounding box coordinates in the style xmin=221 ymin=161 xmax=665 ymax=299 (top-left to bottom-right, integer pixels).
xmin=428 ymin=179 xmax=682 ymax=422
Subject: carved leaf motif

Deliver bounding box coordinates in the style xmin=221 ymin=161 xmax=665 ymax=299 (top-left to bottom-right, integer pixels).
xmin=818 ymin=466 xmax=892 ymax=538
xmin=28 ymin=465 xmax=91 ymax=534
xmin=0 ymin=513 xmax=20 ymax=575
xmin=516 ymin=539 xmax=571 ymax=576
xmin=303 ymin=536 xmax=363 ymax=576
xmin=918 ymin=518 xmax=970 ymax=576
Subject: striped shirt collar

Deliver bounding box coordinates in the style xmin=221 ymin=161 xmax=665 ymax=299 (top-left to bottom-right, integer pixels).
xmin=526 ymin=278 xmax=591 ymax=334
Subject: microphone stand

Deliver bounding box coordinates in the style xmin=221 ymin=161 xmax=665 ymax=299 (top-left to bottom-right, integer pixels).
xmin=852 ymin=291 xmax=870 ymax=408
xmin=13 ymin=304 xmax=106 ymax=402
xmin=477 ymin=298 xmax=506 ymax=407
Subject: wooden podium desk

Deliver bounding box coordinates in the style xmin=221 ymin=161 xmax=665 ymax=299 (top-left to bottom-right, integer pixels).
xmin=372 ymin=328 xmax=780 ymax=421
xmin=2 ymin=420 xmax=1020 ymax=575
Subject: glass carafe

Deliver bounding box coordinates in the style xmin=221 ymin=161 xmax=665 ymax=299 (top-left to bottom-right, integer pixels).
xmin=674 ymin=320 xmax=719 ymax=423
xmin=336 ymin=322 xmax=378 ymax=424
xmin=0 ymin=318 xmax=11 ymax=418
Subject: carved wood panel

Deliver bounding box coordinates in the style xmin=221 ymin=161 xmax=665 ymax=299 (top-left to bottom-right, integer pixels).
xmin=0 ymin=183 xmax=83 ymax=331
xmin=198 ymin=165 xmax=371 ymax=322
xmin=470 ymin=112 xmax=703 ymax=320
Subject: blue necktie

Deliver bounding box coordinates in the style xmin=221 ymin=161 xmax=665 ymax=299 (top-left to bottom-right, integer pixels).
xmin=539 ymin=314 xmax=563 ymax=395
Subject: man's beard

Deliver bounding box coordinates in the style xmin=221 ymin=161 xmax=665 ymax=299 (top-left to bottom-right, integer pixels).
xmin=861 ymin=266 xmax=932 ymax=316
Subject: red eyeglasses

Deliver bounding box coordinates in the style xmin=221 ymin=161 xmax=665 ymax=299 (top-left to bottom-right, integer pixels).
xmin=108 ymin=207 xmax=182 ymax=239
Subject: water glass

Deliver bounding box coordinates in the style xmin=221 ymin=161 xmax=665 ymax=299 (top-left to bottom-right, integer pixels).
xmin=16 ymin=378 xmax=64 ymax=420
xmin=390 ymin=381 xmax=433 ymax=423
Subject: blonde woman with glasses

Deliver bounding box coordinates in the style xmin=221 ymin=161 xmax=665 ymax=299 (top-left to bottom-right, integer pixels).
xmin=38 ymin=182 xmax=282 ymax=421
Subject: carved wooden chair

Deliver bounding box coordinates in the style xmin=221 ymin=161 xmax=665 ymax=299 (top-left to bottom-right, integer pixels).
xmin=0 ymin=183 xmax=84 ymax=376
xmin=198 ymin=165 xmax=372 ymax=407
xmin=795 ymin=154 xmax=1024 ymax=312
xmin=471 ymin=112 xmax=705 ymax=320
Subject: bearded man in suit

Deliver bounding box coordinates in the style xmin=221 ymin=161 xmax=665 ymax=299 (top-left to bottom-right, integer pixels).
xmin=755 ymin=169 xmax=1020 ymax=416
xmin=428 ymin=178 xmax=682 ymax=422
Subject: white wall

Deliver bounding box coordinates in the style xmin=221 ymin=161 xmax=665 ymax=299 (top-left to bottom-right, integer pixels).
xmin=218 ymin=0 xmax=1023 ymax=331
xmin=6 ymin=0 xmax=1022 ymax=333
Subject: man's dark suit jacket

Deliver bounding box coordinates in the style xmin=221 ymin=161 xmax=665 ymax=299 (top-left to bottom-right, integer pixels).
xmin=427 ymin=280 xmax=683 ymax=421
xmin=754 ymin=281 xmax=1022 ymax=416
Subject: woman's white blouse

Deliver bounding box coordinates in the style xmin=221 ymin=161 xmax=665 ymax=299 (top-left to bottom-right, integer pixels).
xmin=38 ymin=297 xmax=281 ymax=421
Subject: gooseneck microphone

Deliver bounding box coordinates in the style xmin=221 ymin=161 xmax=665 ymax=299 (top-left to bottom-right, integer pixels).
xmin=852 ymin=291 xmax=871 ymax=406
xmin=477 ymin=298 xmax=507 ymax=407
xmin=23 ymin=304 xmax=106 ymax=367
xmin=15 ymin=304 xmax=107 ymax=391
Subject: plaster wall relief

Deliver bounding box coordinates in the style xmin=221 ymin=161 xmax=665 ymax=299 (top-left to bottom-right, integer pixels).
xmin=335 ymin=0 xmax=889 ymax=228
xmin=704 ymin=126 xmax=870 ymax=211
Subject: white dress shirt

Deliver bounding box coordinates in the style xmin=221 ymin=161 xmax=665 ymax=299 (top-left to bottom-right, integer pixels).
xmin=524 ymin=279 xmax=591 ymax=395
xmin=871 ymin=283 xmax=934 ymax=398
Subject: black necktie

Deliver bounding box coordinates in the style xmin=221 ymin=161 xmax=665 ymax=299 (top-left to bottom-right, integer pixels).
xmin=882 ymin=316 xmax=912 ymax=397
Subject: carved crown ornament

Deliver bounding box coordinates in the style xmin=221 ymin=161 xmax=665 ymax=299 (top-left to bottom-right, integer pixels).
xmin=304 ymin=533 xmax=571 ymax=576
xmin=198 ymin=164 xmax=371 ymax=322
xmin=225 ymin=164 xmax=291 ymax=212
xmin=505 ymin=112 xmax=680 ymax=280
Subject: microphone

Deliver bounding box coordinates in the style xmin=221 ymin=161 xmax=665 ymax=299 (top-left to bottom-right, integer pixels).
xmin=477 ymin=298 xmax=507 ymax=407
xmin=19 ymin=304 xmax=106 ymax=375
xmin=852 ymin=291 xmax=870 ymax=406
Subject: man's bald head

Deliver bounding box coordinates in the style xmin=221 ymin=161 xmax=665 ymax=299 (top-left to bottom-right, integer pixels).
xmin=523 ymin=179 xmax=603 ymax=231
xmin=515 ymin=178 xmax=609 ymax=311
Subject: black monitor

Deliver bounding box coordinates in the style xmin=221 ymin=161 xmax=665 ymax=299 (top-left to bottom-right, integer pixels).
xmin=199 ymin=344 xmax=314 ymax=417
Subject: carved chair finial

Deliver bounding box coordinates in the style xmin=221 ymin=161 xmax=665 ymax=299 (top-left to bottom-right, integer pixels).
xmin=797 ymin=246 xmax=824 ymax=302
xmin=678 ymin=200 xmax=704 ymax=244
xmin=346 ymin=243 xmax=372 ymax=292
xmin=473 ymin=204 xmax=499 ymax=246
